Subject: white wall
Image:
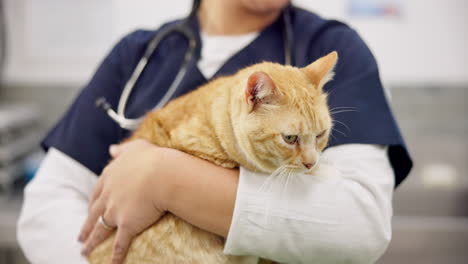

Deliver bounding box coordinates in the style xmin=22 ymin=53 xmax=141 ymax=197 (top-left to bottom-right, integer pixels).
xmin=339 ymin=0 xmax=468 ymax=86
xmin=3 ymin=0 xmax=191 ymax=85
xmin=3 ymin=0 xmax=468 ymax=86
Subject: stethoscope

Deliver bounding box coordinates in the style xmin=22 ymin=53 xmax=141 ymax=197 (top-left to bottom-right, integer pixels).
xmin=96 ymin=1 xmax=295 ymax=130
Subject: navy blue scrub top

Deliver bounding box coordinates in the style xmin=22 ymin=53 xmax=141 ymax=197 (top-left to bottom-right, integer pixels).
xmin=42 ymin=7 xmax=412 ymax=186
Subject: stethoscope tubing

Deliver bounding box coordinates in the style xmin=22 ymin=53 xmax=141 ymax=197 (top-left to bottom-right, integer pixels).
xmin=97 ymin=5 xmax=293 ymax=130
xmin=96 ymin=22 xmax=196 ymax=130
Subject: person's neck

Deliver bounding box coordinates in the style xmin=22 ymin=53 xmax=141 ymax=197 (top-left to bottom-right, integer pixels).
xmin=198 ymin=0 xmax=282 ymax=36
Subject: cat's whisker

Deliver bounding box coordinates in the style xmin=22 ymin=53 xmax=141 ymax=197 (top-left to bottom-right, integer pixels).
xmin=330 ymin=109 xmax=358 ymax=115
xmin=263 ymin=168 xmax=288 ymax=195
xmin=262 ymin=166 xmax=290 ymax=223
xmin=329 ymin=106 xmax=358 ymax=114
xmin=329 ymin=133 xmax=338 ymax=142
xmin=332 ymin=119 xmax=351 ymax=132
xmin=330 ymin=108 xmax=357 ymax=112
xmin=330 ymin=107 xmax=356 ymax=109
xmin=258 ymin=177 xmax=274 ymax=193
xmin=258 ymin=166 xmax=285 ymax=193
xmin=282 ymin=169 xmax=293 ymax=199
xmin=278 ymin=171 xmax=288 ymax=204
xmin=329 ymin=106 xmax=357 ymax=112
xmin=332 ymin=127 xmax=348 ymax=137
xmin=271 ymin=167 xmax=294 ymax=212
xmin=325 ymin=86 xmax=340 ymax=97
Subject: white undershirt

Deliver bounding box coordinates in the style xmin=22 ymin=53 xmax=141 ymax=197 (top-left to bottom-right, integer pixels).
xmin=17 ymin=33 xmax=395 ymax=264
xmin=197 ymin=31 xmax=259 ymax=79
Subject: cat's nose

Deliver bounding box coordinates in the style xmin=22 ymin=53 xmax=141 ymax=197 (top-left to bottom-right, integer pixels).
xmin=303 ymin=162 xmax=315 ymax=170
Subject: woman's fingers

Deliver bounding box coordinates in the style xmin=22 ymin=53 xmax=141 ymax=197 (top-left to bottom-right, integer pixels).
xmin=78 ymin=198 xmax=105 ymax=242
xmin=109 ymin=141 xmax=133 ymax=158
xmin=81 ymin=215 xmax=115 ymax=257
xmin=109 ymin=139 xmax=151 ymax=159
xmin=88 ymin=178 xmax=104 ymax=211
xmin=110 ymin=228 xmax=134 ymax=264
xmin=77 ymin=139 xmax=165 ymax=262
xmin=109 ymin=144 xmax=122 ymax=158
xmin=79 ymin=175 xmax=106 ymax=242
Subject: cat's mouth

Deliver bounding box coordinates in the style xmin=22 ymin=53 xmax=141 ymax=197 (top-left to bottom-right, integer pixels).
xmin=282 ymin=160 xmax=320 ymax=173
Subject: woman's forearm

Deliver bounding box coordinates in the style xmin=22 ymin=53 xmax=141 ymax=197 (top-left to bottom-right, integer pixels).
xmin=224 ymin=144 xmax=394 ymax=263
xmin=18 ymin=148 xmax=96 ymax=264
xmin=161 ymin=145 xmax=394 ymax=263
xmin=162 ymin=149 xmax=239 ymax=237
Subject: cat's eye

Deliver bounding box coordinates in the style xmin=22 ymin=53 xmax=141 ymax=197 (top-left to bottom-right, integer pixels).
xmin=282 ymin=134 xmax=299 ymax=145
xmin=317 ymin=130 xmax=327 ymax=139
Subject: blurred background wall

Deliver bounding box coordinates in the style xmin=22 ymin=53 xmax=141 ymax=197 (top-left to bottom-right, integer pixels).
xmin=0 ymin=0 xmax=467 ymax=263
xmin=3 ymin=0 xmax=468 ymax=86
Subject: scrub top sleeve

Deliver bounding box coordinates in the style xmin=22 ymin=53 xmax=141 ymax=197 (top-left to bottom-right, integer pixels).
xmin=310 ymin=26 xmax=412 ymax=185
xmin=41 ymin=31 xmax=145 ymax=175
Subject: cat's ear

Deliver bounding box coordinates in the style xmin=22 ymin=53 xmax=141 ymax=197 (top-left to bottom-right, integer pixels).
xmin=302 ymin=51 xmax=338 ymax=90
xmin=245 ymin=71 xmax=279 ymax=112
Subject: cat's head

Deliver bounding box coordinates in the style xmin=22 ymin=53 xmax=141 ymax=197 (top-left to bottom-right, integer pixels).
xmin=233 ymin=52 xmax=337 ymax=173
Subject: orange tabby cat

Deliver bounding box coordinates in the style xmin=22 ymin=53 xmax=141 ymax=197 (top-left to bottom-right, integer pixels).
xmin=88 ymin=51 xmax=338 ymax=264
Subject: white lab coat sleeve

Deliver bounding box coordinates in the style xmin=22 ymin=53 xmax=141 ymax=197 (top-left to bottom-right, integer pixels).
xmin=17 ymin=148 xmax=97 ymax=264
xmin=224 ymin=144 xmax=395 ymax=264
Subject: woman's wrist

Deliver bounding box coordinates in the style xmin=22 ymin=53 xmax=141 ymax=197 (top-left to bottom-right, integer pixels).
xmin=132 ymin=142 xmax=239 ymax=237
xmin=114 ymin=141 xmax=182 ymax=213
xmin=149 ymin=146 xmax=189 ymax=212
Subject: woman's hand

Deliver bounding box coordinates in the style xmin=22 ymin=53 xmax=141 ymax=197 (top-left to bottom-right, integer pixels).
xmin=78 ymin=139 xmax=173 ymax=264
xmin=78 ymin=138 xmax=240 ymax=264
